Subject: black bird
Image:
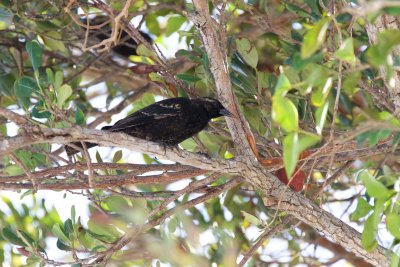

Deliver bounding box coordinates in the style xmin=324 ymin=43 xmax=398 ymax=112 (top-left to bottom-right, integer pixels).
xmin=66 ymin=97 xmax=233 ymax=155
xmin=80 ymin=16 xmax=153 ymax=58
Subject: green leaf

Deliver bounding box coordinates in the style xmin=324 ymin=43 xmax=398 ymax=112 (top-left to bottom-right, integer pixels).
xmin=274 ymin=73 xmax=292 ymax=96
xmin=75 ymin=107 xmax=85 ymax=125
xmin=362 ymin=199 xmax=384 ymax=251
xmin=4 ymin=165 xmax=24 ymax=176
xmin=386 ymin=213 xmax=400 ymax=239
xmin=283 ymin=132 xmax=320 ymax=178
xmin=71 ymin=206 xmax=76 ymax=225
xmin=95 ymin=151 xmax=103 ymax=163
xmin=311 ymin=77 xmax=332 ymax=107
xmin=283 ymin=132 xmax=298 ymax=177
xmin=166 ymin=15 xmax=186 ymax=37
xmin=136 ymin=44 xmax=157 ymax=58
xmin=43 ymin=31 xmax=66 ymax=52
xmin=32 ymin=101 xmax=51 ymax=119
xmin=301 ymin=18 xmax=330 ymax=58
xmin=236 ymin=38 xmax=258 ymax=68
xmin=241 ymin=211 xmax=262 ymax=226
xmin=335 ymin=38 xmax=356 ymax=65
xmin=112 ymin=150 xmax=123 ymax=163
xmin=46 ymin=68 xmax=54 ymax=84
xmin=272 ymin=96 xmax=298 ymax=132
xmin=25 ymin=40 xmax=42 ymax=72
xmin=176 ymin=73 xmax=202 ymax=83
xmin=56 ymin=239 xmax=71 ymax=251
xmin=64 ymin=219 xmax=74 ymax=235
xmin=362 ymin=212 xmax=378 ymax=251
xmin=0 ymin=73 xmax=15 ymax=96
xmin=350 ymin=198 xmax=373 ymax=221
xmin=367 ymin=29 xmax=400 ymax=66
xmin=315 ymin=101 xmax=329 ymax=135
xmin=145 ymin=14 xmax=161 ymax=35
xmin=359 ymin=171 xmax=389 ymax=199
xmin=14 ymin=76 xmax=38 ymax=104
xmin=297 ymin=132 xmax=321 ymax=153
xmin=54 ymin=71 xmax=63 ymax=90
xmin=52 ymin=224 xmax=70 ymax=244
xmin=56 ymin=84 xmax=72 ymax=108
xmin=2 ymin=227 xmax=26 ymax=246
xmin=390 ymin=248 xmax=400 ymax=267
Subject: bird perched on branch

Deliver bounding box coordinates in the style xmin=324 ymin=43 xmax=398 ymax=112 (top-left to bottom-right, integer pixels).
xmin=66 ymin=97 xmax=233 ymax=155
xmin=80 ymin=15 xmax=152 ymax=58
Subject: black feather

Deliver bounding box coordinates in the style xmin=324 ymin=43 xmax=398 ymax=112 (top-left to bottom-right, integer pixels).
xmin=66 ymin=97 xmax=232 ymax=155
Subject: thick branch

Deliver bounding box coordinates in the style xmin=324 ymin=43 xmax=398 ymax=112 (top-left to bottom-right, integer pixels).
xmin=187 ymin=3 xmax=389 ymax=266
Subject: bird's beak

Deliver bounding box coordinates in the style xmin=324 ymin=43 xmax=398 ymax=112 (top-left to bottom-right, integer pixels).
xmin=219 ymin=108 xmax=234 ymax=117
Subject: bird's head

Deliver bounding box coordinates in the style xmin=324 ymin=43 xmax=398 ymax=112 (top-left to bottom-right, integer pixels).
xmin=199 ymin=97 xmax=234 ymax=119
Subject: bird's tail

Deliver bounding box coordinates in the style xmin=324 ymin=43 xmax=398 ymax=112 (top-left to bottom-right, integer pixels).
xmin=65 ymin=142 xmax=98 ymax=156
xmin=65 ymin=126 xmax=112 ymax=156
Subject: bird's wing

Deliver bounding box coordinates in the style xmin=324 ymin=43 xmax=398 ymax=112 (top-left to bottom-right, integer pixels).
xmin=108 ymin=98 xmax=188 ymax=132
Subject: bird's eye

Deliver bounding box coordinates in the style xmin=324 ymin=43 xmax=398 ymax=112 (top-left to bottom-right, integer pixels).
xmin=174 ymin=104 xmax=181 ymax=108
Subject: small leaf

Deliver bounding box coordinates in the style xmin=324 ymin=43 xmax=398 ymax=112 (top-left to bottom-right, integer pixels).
xmin=283 ymin=132 xmax=320 ymax=178
xmin=283 ymin=132 xmax=298 ymax=177
xmin=52 ymin=224 xmax=70 ymax=244
xmin=272 ymin=96 xmax=298 ymax=132
xmin=315 ymin=101 xmax=329 ymax=135
xmin=390 ymin=248 xmax=400 ymax=267
xmin=56 ymin=239 xmax=71 ymax=251
xmin=297 ymin=132 xmax=321 ymax=153
xmin=274 ymin=73 xmax=292 ymax=96
xmin=112 ymin=150 xmax=123 ymax=163
xmin=54 ymin=71 xmax=63 ymax=90
xmin=71 ymin=206 xmax=76 ymax=225
xmin=95 ymin=151 xmax=103 ymax=163
xmin=32 ymin=101 xmax=51 ymax=119
xmin=386 ymin=213 xmax=400 ymax=239
xmin=136 ymin=44 xmax=157 ymax=58
xmin=166 ymin=16 xmax=186 ymax=36
xmin=335 ymin=38 xmax=356 ymax=65
xmin=359 ymin=171 xmax=389 ymax=199
xmin=75 ymin=107 xmax=85 ymax=125
xmin=145 ymin=14 xmax=161 ymax=35
xmin=2 ymin=227 xmax=26 ymax=246
xmin=362 ymin=212 xmax=378 ymax=251
xmin=46 ymin=68 xmax=54 ymax=84
xmin=367 ymin=30 xmax=400 ymax=66
xmin=241 ymin=211 xmax=262 ymax=226
xmin=362 ymin=199 xmax=384 ymax=251
xmin=14 ymin=76 xmax=38 ymax=108
xmin=56 ymin=84 xmax=72 ymax=108
xmin=311 ymin=77 xmax=332 ymax=107
xmin=64 ymin=219 xmax=74 ymax=235
xmin=236 ymin=38 xmax=258 ymax=68
xmin=4 ymin=165 xmax=24 ymax=176
xmin=350 ymin=198 xmax=373 ymax=221
xmin=301 ymin=18 xmax=330 ymax=58
xmin=25 ymin=40 xmax=42 ymax=72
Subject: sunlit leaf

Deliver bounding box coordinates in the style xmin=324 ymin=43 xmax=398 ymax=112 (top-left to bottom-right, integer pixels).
xmin=301 ymin=18 xmax=330 ymax=58
xmin=359 ymin=171 xmax=389 ymax=199
xmin=236 ymin=38 xmax=258 ymax=68
xmin=335 ymin=38 xmax=356 ymax=65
